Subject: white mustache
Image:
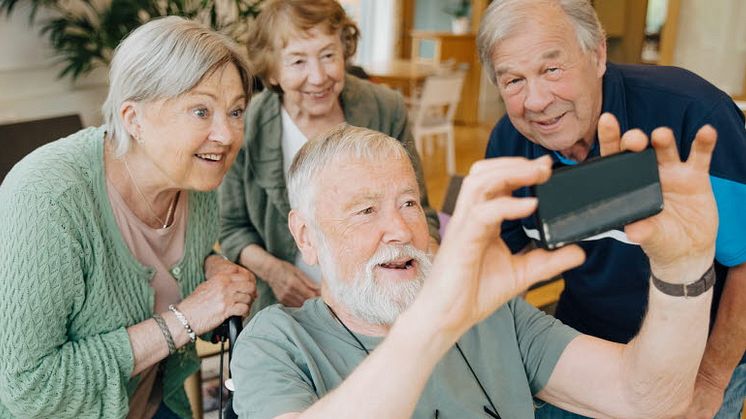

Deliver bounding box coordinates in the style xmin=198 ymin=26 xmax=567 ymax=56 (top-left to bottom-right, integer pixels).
xmin=364 ymin=244 xmax=432 ymax=278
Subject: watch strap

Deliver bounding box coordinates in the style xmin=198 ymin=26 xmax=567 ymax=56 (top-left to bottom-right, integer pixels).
xmin=651 ymin=265 xmax=715 ymax=297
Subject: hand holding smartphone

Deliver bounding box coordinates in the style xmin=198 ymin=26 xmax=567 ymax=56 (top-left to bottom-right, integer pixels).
xmin=534 ymin=148 xmax=663 ymax=249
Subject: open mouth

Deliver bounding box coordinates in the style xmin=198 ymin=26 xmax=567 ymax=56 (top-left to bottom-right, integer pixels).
xmin=195 ymin=153 xmax=224 ymax=162
xmin=379 ymin=258 xmax=416 ymax=270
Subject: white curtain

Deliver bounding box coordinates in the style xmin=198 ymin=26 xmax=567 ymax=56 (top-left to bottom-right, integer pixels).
xmin=350 ymin=0 xmax=396 ymax=67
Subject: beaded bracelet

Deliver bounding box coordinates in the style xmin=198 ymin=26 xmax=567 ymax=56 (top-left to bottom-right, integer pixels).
xmin=169 ymin=304 xmax=197 ymax=343
xmin=152 ymin=313 xmax=176 ymax=355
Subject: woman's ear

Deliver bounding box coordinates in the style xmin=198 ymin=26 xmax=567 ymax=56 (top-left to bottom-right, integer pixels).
xmin=288 ymin=209 xmax=319 ymax=265
xmin=119 ymin=101 xmax=142 ymax=142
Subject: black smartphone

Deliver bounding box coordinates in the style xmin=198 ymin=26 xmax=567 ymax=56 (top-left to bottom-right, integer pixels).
xmin=534 ymin=148 xmax=663 ymax=249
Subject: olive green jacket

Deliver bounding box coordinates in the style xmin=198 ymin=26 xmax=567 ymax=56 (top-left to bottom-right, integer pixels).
xmin=219 ymin=75 xmax=439 ymax=317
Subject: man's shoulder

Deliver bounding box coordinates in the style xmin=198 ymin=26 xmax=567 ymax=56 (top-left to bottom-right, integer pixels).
xmin=612 ymin=63 xmax=727 ymax=105
xmin=243 ymin=299 xmax=323 ymax=340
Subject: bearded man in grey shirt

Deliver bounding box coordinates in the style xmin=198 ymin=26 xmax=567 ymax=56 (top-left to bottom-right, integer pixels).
xmin=232 ymin=121 xmax=719 ymax=418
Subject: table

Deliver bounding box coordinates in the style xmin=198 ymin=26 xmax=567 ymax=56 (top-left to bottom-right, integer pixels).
xmin=365 ymin=59 xmax=436 ymax=97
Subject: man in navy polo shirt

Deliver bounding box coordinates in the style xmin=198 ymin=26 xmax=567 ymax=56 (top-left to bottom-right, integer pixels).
xmin=476 ymin=1 xmax=746 ymax=418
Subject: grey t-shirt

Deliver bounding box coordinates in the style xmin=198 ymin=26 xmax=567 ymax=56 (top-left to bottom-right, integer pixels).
xmin=231 ymin=297 xmax=579 ymax=418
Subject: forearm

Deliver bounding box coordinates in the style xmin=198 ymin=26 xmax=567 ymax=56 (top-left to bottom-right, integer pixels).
xmin=299 ymin=303 xmax=456 ymax=418
xmin=697 ymin=263 xmax=746 ymax=389
xmin=127 ymin=311 xmax=192 ymax=376
xmin=620 ymin=282 xmax=713 ymax=416
xmin=239 ymin=244 xmax=280 ymax=280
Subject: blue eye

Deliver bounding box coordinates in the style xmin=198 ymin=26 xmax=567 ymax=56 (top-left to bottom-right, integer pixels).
xmin=194 ymin=108 xmax=209 ymax=118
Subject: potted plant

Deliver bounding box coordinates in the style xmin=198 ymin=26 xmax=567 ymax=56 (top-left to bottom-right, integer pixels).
xmin=0 ymin=0 xmax=263 ymax=80
xmin=443 ymin=0 xmax=470 ymax=34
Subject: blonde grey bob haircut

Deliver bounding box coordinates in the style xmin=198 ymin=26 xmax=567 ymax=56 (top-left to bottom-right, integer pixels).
xmin=287 ymin=124 xmax=410 ymax=217
xmin=477 ymin=0 xmax=605 ymax=84
xmin=102 ymin=16 xmax=252 ymax=156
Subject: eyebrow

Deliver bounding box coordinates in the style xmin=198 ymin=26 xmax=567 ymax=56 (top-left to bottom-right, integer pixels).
xmin=283 ymin=41 xmax=337 ymax=57
xmin=495 ymin=49 xmax=563 ymax=77
xmin=189 ymin=91 xmax=247 ymax=105
xmin=343 ymin=193 xmax=382 ymax=212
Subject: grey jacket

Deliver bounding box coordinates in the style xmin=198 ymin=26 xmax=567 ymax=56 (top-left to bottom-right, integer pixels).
xmin=219 ymin=74 xmax=439 ymax=316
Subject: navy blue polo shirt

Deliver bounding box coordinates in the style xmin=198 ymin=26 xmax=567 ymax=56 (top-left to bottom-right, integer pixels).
xmin=485 ymin=63 xmax=746 ymax=349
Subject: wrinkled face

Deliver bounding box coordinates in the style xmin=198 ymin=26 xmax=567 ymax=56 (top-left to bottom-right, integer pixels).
xmin=272 ymin=25 xmax=346 ymax=118
xmin=491 ymin=8 xmax=606 ymax=156
xmin=135 ymin=64 xmax=246 ymax=191
xmin=312 ymin=155 xmax=432 ymax=324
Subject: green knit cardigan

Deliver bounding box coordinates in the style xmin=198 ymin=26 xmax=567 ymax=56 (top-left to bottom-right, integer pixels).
xmin=0 ymin=127 xmax=217 ymax=418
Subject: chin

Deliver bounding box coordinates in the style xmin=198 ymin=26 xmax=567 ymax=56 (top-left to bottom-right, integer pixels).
xmin=190 ymin=177 xmax=224 ymax=192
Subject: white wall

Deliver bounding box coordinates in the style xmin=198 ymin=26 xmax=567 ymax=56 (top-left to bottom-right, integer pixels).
xmin=0 ymin=5 xmax=108 ymax=126
xmin=673 ymin=0 xmax=746 ymax=95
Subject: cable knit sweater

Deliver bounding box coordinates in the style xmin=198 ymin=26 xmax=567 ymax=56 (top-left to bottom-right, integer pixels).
xmin=0 ymin=127 xmax=217 ymax=418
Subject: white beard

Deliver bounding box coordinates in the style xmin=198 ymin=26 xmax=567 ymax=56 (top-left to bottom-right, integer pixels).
xmin=316 ymin=232 xmax=432 ymax=326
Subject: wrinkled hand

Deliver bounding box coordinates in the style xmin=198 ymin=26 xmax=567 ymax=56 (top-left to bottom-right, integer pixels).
xmin=177 ymin=255 xmax=257 ymax=335
xmin=415 ymin=156 xmax=586 ymax=337
xmin=266 ymin=259 xmax=320 ymax=307
xmin=597 ymin=113 xmax=718 ymax=283
xmin=683 ymin=373 xmax=726 ymax=419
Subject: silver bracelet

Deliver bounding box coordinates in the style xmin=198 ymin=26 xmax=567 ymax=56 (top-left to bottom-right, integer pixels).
xmin=152 ymin=313 xmax=176 ymax=355
xmin=168 ymin=304 xmax=196 ymax=343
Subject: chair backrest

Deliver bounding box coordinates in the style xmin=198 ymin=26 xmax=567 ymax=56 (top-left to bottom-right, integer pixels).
xmin=411 ymin=71 xmax=466 ymax=127
xmin=0 ymin=114 xmax=83 ymax=183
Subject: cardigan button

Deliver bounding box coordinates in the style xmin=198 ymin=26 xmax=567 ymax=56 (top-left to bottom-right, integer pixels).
xmin=171 ymin=266 xmax=182 ymax=277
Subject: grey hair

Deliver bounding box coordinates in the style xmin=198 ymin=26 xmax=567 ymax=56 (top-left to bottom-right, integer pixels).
xmin=287 ymin=124 xmax=410 ymax=217
xmin=102 ymin=16 xmax=252 ymax=156
xmin=477 ymin=0 xmax=605 ymax=84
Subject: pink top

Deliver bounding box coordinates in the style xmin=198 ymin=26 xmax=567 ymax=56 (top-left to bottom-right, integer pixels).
xmin=106 ymin=179 xmax=188 ymax=419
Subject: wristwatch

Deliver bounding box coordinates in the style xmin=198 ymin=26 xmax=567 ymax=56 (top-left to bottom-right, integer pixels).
xmin=651 ymin=265 xmax=715 ymax=297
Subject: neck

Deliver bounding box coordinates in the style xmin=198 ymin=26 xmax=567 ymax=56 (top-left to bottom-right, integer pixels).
xmin=282 ymin=100 xmax=345 ymax=140
xmin=322 ymin=287 xmax=391 ymax=337
xmin=105 ymin=142 xmax=180 ymax=228
xmin=558 ymin=137 xmax=595 ymax=162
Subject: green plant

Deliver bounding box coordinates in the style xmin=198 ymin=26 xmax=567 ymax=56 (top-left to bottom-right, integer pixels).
xmin=443 ymin=0 xmax=470 ymax=18
xmin=0 ymin=0 xmax=263 ymax=80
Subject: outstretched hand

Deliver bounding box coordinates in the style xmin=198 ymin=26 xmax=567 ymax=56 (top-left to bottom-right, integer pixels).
xmin=597 ymin=112 xmax=718 ymax=283
xmin=415 ymin=156 xmax=585 ymax=338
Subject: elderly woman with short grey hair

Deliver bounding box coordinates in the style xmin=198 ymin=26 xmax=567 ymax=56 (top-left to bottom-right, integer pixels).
xmin=0 ymin=16 xmax=256 ymax=418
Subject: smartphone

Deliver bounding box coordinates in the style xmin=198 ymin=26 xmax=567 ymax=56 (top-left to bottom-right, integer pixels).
xmin=534 ymin=148 xmax=663 ymax=249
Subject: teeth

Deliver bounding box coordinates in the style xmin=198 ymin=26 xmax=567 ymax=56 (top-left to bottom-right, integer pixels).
xmin=197 ymin=153 xmax=222 ymax=161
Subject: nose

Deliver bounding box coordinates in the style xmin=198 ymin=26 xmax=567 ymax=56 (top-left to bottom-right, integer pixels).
xmin=209 ymin=113 xmax=233 ymax=145
xmin=307 ymin=58 xmax=326 ymax=85
xmin=381 ymin=209 xmax=413 ymax=245
xmin=523 ymin=78 xmax=553 ymax=113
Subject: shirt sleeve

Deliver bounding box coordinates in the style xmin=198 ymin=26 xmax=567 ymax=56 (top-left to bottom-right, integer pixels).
xmin=509 ymin=298 xmax=580 ymax=395
xmin=0 ymin=190 xmax=134 ymax=418
xmin=231 ymin=310 xmax=318 ymax=419
xmin=697 ymin=100 xmax=746 ymax=267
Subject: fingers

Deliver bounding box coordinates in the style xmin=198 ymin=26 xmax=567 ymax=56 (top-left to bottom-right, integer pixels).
xmin=687 ymin=125 xmax=717 ymax=172
xmin=472 ymin=196 xmax=538 ymax=227
xmin=455 ymin=156 xmax=550 ymax=216
xmin=598 ymin=113 xmax=622 ymax=156
xmin=650 ymin=127 xmax=680 ymax=165
xmin=515 ymin=245 xmax=585 ymax=287
xmin=624 ymin=218 xmax=657 ymax=246
xmin=620 ymin=129 xmax=648 ymax=152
